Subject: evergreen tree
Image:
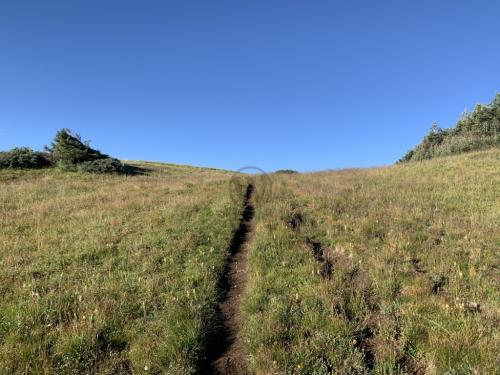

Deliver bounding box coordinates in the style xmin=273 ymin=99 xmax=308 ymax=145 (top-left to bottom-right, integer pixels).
xmin=49 ymin=129 xmax=108 ymax=165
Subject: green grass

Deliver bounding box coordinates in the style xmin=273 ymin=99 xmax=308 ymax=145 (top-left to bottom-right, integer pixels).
xmin=244 ymin=148 xmax=499 ymax=374
xmin=1 ymin=150 xmax=499 ymax=374
xmin=0 ymin=164 xmax=242 ymax=374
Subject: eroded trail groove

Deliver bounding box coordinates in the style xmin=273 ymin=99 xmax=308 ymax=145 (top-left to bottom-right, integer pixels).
xmin=200 ymin=184 xmax=255 ymax=375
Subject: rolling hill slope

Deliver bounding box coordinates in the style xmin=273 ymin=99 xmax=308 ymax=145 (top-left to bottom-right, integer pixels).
xmin=0 ymin=163 xmax=241 ymax=374
xmin=244 ymin=148 xmax=499 ymax=374
xmin=1 ymin=150 xmax=499 ymax=374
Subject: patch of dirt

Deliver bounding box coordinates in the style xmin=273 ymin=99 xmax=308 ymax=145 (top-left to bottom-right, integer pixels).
xmin=430 ymin=275 xmax=448 ymax=294
xmin=354 ymin=326 xmax=375 ymax=371
xmin=304 ymin=236 xmax=382 ymax=372
xmin=199 ymin=185 xmax=255 ymax=375
xmin=305 ymin=240 xmax=355 ymax=282
xmin=306 ymin=239 xmax=325 ymax=262
xmin=287 ymin=211 xmax=304 ymax=231
xmin=397 ymin=354 xmax=426 ymax=375
xmin=410 ymin=257 xmax=427 ymax=274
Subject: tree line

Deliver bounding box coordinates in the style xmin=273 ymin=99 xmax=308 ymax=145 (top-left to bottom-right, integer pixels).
xmin=0 ymin=129 xmax=124 ymax=173
xmin=399 ymin=93 xmax=500 ymax=163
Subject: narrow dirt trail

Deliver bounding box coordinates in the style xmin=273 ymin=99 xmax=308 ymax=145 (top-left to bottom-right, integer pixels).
xmin=200 ymin=184 xmax=255 ymax=375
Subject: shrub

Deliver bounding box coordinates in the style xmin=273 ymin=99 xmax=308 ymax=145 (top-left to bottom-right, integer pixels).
xmin=78 ymin=158 xmax=124 ymax=174
xmin=275 ymin=169 xmax=299 ymax=174
xmin=400 ymin=93 xmax=500 ymax=163
xmin=49 ymin=129 xmax=108 ymax=165
xmin=0 ymin=147 xmax=51 ymax=169
xmin=0 ymin=129 xmax=124 ymax=173
xmin=398 ymin=150 xmax=414 ymax=163
xmin=47 ymin=129 xmax=125 ymax=173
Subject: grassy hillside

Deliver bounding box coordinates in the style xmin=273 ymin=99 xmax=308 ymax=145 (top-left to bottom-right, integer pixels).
xmin=1 ymin=150 xmax=498 ymax=374
xmin=0 ymin=163 xmax=241 ymax=374
xmin=244 ymin=148 xmax=499 ymax=374
xmin=400 ymin=94 xmax=500 ymax=162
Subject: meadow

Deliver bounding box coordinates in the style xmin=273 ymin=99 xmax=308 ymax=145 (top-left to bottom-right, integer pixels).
xmin=0 ymin=163 xmax=242 ymax=374
xmin=244 ymin=148 xmax=499 ymax=374
xmin=1 ymin=149 xmax=499 ymax=374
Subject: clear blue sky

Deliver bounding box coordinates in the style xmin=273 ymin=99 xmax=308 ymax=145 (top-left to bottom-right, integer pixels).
xmin=1 ymin=1 xmax=499 ymax=172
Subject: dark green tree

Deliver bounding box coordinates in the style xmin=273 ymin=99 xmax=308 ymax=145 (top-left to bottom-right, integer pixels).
xmin=49 ymin=129 xmax=108 ymax=165
xmin=0 ymin=147 xmax=51 ymax=169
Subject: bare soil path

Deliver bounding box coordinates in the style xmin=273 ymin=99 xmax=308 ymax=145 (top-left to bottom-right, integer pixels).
xmin=199 ymin=184 xmax=255 ymax=375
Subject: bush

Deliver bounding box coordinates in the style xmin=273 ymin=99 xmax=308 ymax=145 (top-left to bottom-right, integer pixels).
xmin=398 ymin=150 xmax=414 ymax=163
xmin=48 ymin=129 xmax=125 ymax=174
xmin=78 ymin=158 xmax=124 ymax=174
xmin=0 ymin=129 xmax=124 ymax=173
xmin=400 ymin=93 xmax=500 ymax=163
xmin=49 ymin=129 xmax=108 ymax=165
xmin=0 ymin=148 xmax=51 ymax=169
xmin=275 ymin=169 xmax=299 ymax=174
